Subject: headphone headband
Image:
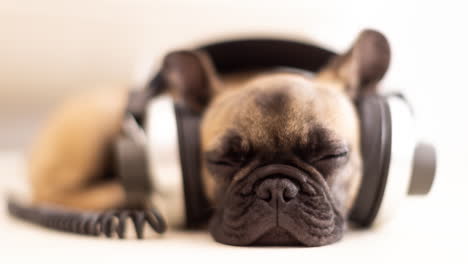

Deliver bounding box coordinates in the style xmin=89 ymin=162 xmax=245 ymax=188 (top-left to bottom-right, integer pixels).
xmin=199 ymin=38 xmax=336 ymax=74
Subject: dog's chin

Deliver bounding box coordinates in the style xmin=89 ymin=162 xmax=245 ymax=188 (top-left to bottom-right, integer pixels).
xmin=254 ymin=227 xmax=301 ymax=246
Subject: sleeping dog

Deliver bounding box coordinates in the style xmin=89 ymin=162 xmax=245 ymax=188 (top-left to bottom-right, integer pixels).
xmin=27 ymin=29 xmax=390 ymax=246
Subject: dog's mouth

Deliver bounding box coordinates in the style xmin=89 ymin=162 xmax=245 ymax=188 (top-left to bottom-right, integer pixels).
xmin=209 ymin=164 xmax=344 ymax=247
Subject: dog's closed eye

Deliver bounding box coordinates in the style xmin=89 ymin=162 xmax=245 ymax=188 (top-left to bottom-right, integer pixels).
xmin=204 ymin=153 xmax=244 ymax=179
xmin=315 ymin=151 xmax=349 ymax=162
xmin=205 ymin=130 xmax=251 ymax=169
xmin=295 ymin=126 xmax=350 ymax=167
xmin=299 ymin=147 xmax=349 ymax=167
xmin=206 ymin=157 xmax=243 ymax=167
xmin=304 ymin=148 xmax=350 ymax=178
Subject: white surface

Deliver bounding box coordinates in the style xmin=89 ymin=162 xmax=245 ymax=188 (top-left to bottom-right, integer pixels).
xmin=0 ymin=0 xmax=467 ymax=263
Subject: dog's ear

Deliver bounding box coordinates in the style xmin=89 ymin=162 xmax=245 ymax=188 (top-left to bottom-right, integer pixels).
xmin=316 ymin=29 xmax=391 ymax=98
xmin=159 ymin=50 xmax=222 ymax=113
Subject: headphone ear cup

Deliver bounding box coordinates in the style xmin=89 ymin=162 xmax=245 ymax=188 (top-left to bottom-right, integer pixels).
xmin=349 ymin=95 xmax=392 ymax=227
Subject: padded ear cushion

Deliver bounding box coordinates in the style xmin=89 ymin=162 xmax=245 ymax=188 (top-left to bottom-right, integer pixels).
xmin=173 ymin=104 xmax=212 ymax=228
xmin=349 ymin=95 xmax=392 ymax=227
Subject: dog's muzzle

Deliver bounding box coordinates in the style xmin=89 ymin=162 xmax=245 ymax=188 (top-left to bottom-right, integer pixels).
xmin=210 ymin=164 xmax=344 ymax=247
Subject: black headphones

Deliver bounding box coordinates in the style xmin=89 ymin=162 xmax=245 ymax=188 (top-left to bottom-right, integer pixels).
xmin=7 ymin=37 xmax=437 ymax=238
xmin=117 ymin=38 xmax=437 ymax=230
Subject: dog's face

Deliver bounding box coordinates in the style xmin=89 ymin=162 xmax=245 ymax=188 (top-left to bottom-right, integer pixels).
xmin=201 ymin=72 xmax=361 ymax=246
xmin=161 ymin=30 xmax=390 ymax=246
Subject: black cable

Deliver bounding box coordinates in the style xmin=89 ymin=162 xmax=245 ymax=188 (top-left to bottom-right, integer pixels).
xmin=7 ymin=197 xmax=166 ymax=239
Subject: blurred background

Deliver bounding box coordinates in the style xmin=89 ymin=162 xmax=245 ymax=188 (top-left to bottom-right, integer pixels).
xmin=0 ymin=0 xmax=467 ymax=261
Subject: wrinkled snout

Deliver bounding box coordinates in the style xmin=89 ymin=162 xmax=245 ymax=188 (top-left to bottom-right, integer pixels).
xmin=210 ymin=164 xmax=344 ymax=246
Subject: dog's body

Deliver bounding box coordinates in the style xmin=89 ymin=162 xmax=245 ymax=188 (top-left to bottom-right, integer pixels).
xmin=27 ymin=30 xmax=390 ymax=246
xmin=28 ymin=88 xmax=129 ymax=210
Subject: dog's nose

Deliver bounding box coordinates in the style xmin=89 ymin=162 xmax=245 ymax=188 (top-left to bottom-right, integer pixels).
xmin=256 ymin=177 xmax=299 ymax=205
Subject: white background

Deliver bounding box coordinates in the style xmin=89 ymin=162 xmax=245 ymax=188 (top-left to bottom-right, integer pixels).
xmin=0 ymin=0 xmax=467 ymax=263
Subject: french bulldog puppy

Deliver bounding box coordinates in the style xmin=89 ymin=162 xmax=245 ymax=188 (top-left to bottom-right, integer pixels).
xmin=27 ymin=29 xmax=390 ymax=246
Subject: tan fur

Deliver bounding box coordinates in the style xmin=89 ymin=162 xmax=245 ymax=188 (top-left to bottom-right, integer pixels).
xmin=201 ymin=71 xmax=362 ymax=212
xmin=28 ymin=88 xmax=128 ymax=210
